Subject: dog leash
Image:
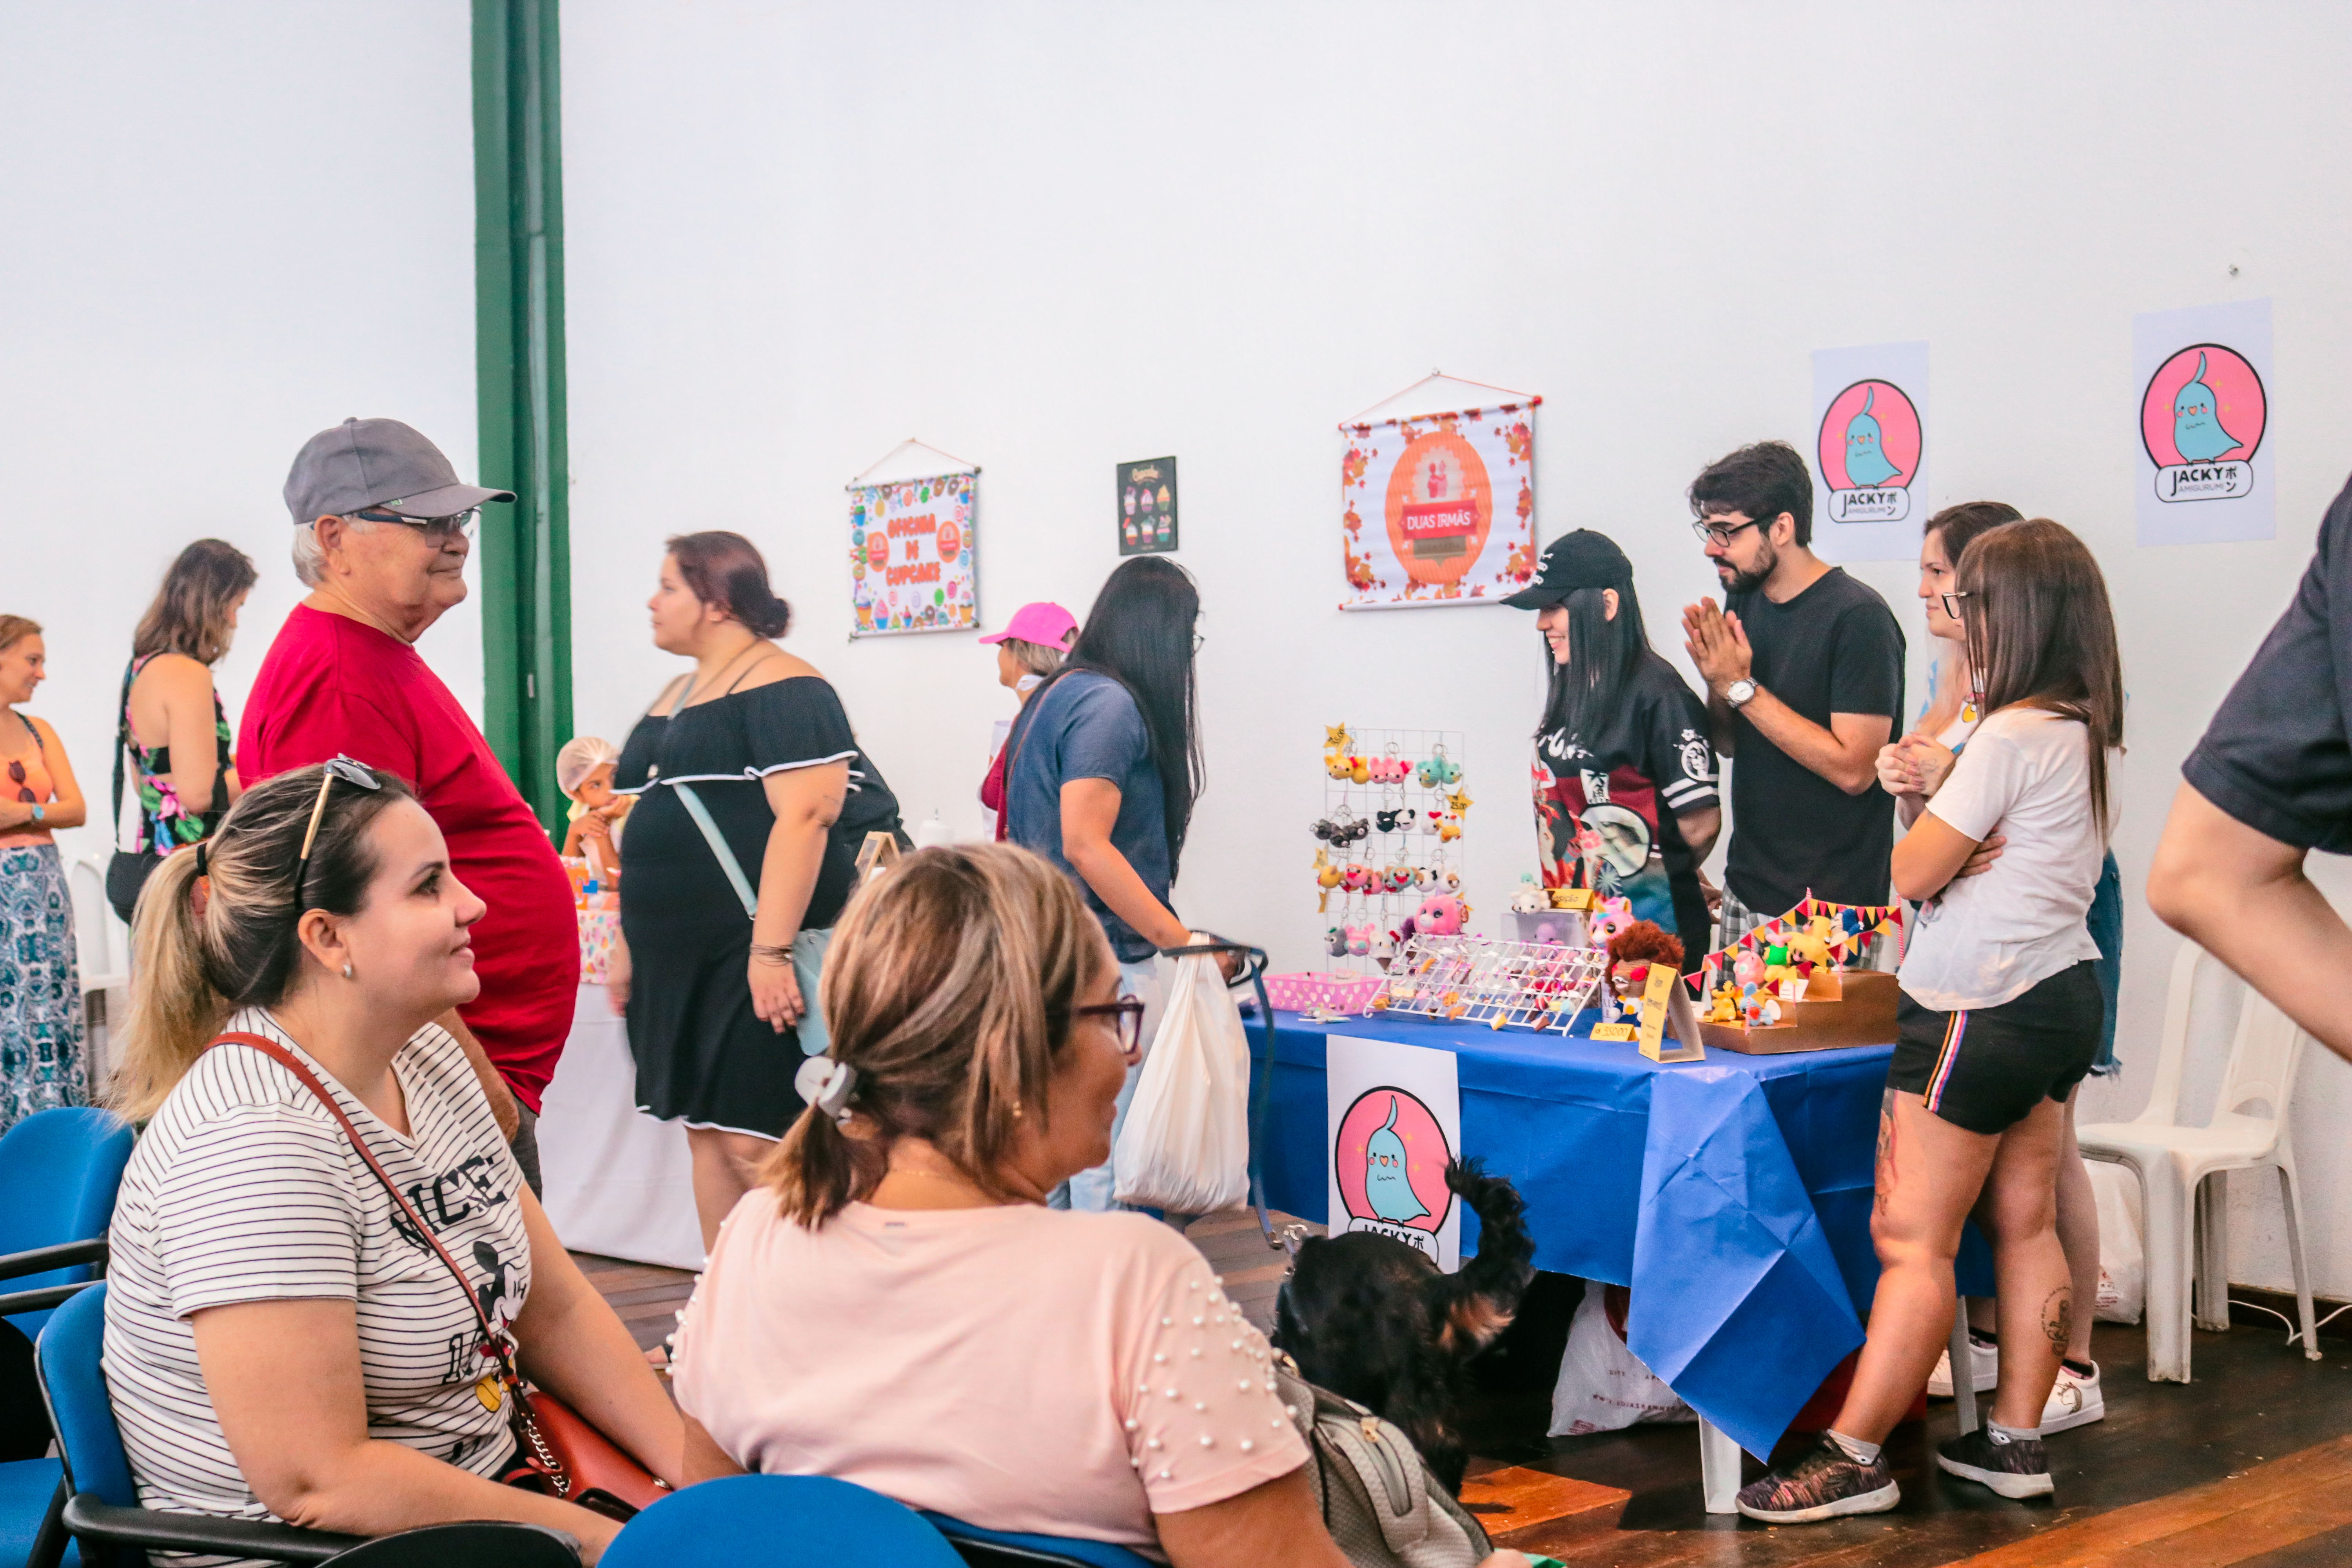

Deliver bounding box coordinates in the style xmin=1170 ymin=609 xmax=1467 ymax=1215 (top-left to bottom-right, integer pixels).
xmin=1156 ymin=935 xmax=1280 ymax=1249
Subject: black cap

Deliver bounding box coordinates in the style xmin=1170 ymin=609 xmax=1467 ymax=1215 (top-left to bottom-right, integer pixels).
xmin=1503 ymin=530 xmax=1632 ymax=609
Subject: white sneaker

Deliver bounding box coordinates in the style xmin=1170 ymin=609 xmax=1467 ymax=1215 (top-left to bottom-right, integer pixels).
xmin=1928 ymin=1336 xmax=1999 ymax=1397
xmin=2041 ymin=1361 xmax=2104 ymax=1433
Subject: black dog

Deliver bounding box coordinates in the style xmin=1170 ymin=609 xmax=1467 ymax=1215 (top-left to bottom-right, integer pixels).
xmin=1270 ymin=1160 xmax=1536 ymax=1492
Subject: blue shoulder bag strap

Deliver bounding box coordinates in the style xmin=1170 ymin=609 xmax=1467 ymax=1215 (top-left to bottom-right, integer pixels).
xmin=674 ymin=783 xmax=757 ymax=918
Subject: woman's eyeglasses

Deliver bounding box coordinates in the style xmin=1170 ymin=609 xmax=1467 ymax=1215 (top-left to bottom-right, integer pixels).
xmin=1074 ymin=999 xmax=1149 ymax=1063
xmin=1939 ymin=590 xmax=1972 ymax=619
xmin=290 ymin=755 xmax=383 ymax=909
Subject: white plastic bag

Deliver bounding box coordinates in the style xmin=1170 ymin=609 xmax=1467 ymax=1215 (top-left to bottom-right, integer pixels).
xmin=2086 ymin=1158 xmax=2145 ymax=1324
xmin=1112 ymin=941 xmax=1252 ymax=1213
xmin=1548 ymin=1282 xmax=1694 ymax=1436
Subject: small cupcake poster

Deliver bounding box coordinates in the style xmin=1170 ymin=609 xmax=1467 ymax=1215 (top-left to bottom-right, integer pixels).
xmin=1118 ymin=456 xmax=1178 ymax=555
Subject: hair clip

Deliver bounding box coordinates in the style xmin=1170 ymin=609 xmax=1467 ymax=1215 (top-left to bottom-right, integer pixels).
xmin=793 ymin=1055 xmax=860 ymax=1126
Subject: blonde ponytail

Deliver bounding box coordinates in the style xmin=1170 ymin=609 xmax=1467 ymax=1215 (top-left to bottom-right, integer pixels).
xmin=112 ymin=848 xmax=228 ymax=1122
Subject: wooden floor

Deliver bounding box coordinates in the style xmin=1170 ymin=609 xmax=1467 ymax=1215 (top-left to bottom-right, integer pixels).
xmin=579 ymin=1210 xmax=2352 ymax=1566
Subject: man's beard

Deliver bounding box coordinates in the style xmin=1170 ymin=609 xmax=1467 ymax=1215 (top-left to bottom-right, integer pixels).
xmin=1716 ymin=539 xmax=1777 ymax=595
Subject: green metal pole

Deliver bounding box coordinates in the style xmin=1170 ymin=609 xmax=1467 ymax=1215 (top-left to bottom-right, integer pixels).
xmin=473 ymin=0 xmax=573 ymax=831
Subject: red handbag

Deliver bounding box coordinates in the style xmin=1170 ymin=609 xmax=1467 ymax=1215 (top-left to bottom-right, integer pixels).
xmin=207 ymin=1033 xmax=673 ymax=1522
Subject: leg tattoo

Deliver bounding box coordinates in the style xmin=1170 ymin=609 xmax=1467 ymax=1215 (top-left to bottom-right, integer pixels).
xmin=2042 ymin=1287 xmax=2073 ymax=1352
xmin=1875 ymin=1089 xmax=1899 ymax=1214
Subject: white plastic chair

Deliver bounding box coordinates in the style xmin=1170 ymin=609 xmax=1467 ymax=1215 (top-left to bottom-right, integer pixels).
xmin=67 ymin=854 xmax=127 ymax=996
xmin=2077 ymin=941 xmax=2318 ymax=1383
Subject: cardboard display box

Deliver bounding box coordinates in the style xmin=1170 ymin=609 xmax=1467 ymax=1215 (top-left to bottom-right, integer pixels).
xmin=1698 ymin=969 xmax=1900 ymax=1055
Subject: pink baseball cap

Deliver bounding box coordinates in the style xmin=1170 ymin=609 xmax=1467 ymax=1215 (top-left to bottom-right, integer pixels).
xmin=979 ymin=601 xmax=1079 ymax=648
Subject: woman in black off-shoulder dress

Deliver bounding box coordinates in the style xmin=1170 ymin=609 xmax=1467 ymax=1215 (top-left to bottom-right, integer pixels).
xmin=612 ymin=532 xmax=904 ymax=1247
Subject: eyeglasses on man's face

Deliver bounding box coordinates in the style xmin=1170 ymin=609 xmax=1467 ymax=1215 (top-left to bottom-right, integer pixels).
xmin=1690 ymin=515 xmax=1763 ymax=549
xmin=1074 ymin=998 xmax=1148 ymax=1063
xmin=354 ymin=506 xmax=478 ymax=541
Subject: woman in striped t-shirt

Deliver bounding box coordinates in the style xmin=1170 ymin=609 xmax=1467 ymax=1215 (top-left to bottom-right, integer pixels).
xmin=106 ymin=762 xmax=686 ymax=1564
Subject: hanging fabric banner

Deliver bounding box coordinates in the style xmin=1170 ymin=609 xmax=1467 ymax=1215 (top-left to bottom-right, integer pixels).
xmin=1338 ymin=394 xmax=1539 ymax=610
xmin=848 ymin=469 xmax=978 ymax=637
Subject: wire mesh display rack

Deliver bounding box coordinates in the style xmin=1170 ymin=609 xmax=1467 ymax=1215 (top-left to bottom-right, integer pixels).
xmin=1373 ymin=933 xmax=1607 ymax=1031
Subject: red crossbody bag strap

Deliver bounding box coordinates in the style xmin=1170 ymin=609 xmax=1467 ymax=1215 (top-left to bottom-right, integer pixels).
xmin=203 ymin=1031 xmax=570 ymax=1491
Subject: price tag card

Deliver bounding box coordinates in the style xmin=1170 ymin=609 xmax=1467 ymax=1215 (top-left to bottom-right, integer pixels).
xmin=1589 ymin=1022 xmax=1637 ymax=1042
xmin=1639 ymin=964 xmax=1705 ymax=1063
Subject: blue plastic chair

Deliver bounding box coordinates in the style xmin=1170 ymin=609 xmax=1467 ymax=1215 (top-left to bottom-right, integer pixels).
xmin=603 ymin=1475 xmax=963 ymax=1568
xmin=0 ymin=1107 xmax=137 ymax=1568
xmin=924 ymin=1514 xmax=1154 ymax=1568
xmin=37 ymin=1285 xmax=365 ymax=1566
xmin=0 ymin=1109 xmax=134 ymax=1345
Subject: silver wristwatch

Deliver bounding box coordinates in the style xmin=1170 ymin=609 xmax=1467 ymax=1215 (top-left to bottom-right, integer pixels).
xmin=1724 ymin=679 xmax=1758 ymax=709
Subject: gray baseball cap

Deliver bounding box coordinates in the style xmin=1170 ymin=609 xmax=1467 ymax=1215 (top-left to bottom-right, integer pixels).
xmin=283 ymin=417 xmax=515 ymax=526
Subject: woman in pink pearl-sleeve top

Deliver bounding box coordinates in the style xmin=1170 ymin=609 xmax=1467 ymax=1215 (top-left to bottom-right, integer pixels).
xmin=666 ymin=844 xmax=1524 ymax=1567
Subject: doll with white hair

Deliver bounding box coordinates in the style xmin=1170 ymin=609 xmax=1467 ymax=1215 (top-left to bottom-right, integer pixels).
xmin=557 ymin=735 xmax=632 ymax=874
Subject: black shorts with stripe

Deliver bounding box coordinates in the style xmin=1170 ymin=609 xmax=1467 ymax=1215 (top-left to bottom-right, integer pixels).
xmin=1891 ymin=961 xmax=2105 ymax=1135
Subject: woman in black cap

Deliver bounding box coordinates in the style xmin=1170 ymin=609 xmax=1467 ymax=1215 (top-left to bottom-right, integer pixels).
xmin=1506 ymin=531 xmax=1721 ymax=961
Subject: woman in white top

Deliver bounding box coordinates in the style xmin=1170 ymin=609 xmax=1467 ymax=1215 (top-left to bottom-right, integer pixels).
xmin=670 ymin=842 xmax=1526 ymax=1568
xmin=1739 ymin=519 xmax=2123 ymax=1524
xmin=1889 ymin=502 xmax=2116 ymax=1432
xmin=108 ymin=760 xmax=687 ymax=1564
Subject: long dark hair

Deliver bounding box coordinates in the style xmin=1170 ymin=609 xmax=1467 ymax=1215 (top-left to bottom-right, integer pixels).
xmin=1534 ymin=580 xmax=1651 ymax=748
xmin=1037 ymin=557 xmax=1203 ymax=874
xmin=666 ymin=531 xmax=793 ymax=638
xmin=134 ymin=539 xmax=258 ymax=666
xmin=1960 ymin=519 xmax=2125 ymax=838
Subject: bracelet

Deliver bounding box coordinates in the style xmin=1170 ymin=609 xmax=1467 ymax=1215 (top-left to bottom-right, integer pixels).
xmin=750 ymin=942 xmax=794 ymax=967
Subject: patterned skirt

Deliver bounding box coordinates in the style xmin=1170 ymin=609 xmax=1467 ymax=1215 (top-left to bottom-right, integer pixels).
xmin=0 ymin=845 xmax=88 ymax=1129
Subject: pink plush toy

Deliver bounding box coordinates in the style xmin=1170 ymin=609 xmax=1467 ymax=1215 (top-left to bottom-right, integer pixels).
xmin=1346 ymin=922 xmax=1372 ymax=957
xmin=1589 ymin=896 xmax=1635 ymax=946
xmin=1732 ymin=949 xmax=1766 ymax=989
xmin=1414 ymin=893 xmax=1465 ymax=936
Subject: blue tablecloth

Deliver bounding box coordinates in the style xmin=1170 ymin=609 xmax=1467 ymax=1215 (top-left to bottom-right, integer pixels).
xmin=1250 ymin=1008 xmax=1990 ymax=1458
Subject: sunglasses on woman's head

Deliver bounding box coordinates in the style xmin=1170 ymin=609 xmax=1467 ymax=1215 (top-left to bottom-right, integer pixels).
xmin=290 ymin=755 xmax=383 ymax=909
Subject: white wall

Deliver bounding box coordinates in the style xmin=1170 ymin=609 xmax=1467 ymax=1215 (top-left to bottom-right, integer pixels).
xmin=550 ymin=2 xmax=2352 ymax=1296
xmin=1 ymin=0 xmax=483 ymax=899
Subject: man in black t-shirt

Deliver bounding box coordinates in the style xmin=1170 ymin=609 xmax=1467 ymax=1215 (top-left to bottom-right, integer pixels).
xmin=1507 ymin=531 xmax=1721 ymax=961
xmin=1678 ymin=442 xmax=1906 ymax=947
xmin=2152 ymin=472 xmax=2352 ymax=1064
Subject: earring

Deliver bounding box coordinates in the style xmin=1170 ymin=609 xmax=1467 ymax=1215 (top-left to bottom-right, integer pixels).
xmin=341 ymin=963 xmax=354 ymax=980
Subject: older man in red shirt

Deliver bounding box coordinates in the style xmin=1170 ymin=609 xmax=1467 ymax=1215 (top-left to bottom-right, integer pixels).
xmin=239 ymin=417 xmax=576 ymax=1191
